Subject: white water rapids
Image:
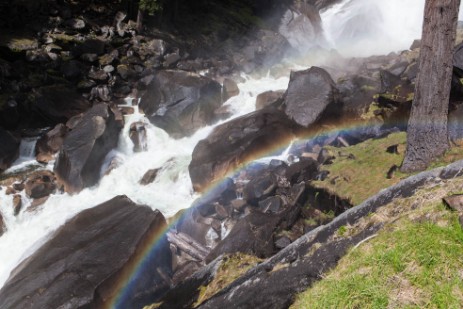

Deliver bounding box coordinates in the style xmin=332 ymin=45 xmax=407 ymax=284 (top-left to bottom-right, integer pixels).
xmin=0 ymin=0 xmax=462 ymax=289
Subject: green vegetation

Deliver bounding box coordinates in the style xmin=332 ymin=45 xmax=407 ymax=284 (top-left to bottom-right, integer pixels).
xmin=313 ymin=132 xmax=463 ymax=205
xmin=292 ymin=199 xmax=463 ymax=308
xmin=194 ymin=253 xmax=262 ymax=306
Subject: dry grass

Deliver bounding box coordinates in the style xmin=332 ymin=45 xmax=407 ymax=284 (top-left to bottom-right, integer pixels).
xmin=194 ymin=253 xmax=262 ymax=306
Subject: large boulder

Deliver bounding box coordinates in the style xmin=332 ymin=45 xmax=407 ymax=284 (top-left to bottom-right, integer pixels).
xmin=0 ymin=128 xmax=20 ymax=172
xmin=139 ymin=70 xmax=223 ymax=138
xmin=0 ymin=196 xmax=171 ymax=309
xmin=284 ymin=66 xmax=340 ymax=127
xmin=189 ymin=108 xmax=298 ymax=192
xmin=54 ymin=103 xmax=122 ymax=193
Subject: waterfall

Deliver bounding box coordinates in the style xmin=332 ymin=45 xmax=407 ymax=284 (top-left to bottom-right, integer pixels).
xmin=321 ymin=0 xmax=463 ymax=57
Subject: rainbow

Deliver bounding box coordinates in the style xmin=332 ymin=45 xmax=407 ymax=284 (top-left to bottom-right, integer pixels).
xmin=105 ymin=117 xmax=411 ymax=308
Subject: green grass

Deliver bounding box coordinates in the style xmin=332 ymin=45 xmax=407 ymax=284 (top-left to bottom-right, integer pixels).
xmin=313 ymin=132 xmax=408 ymax=205
xmin=313 ymin=132 xmax=463 ymax=205
xmin=292 ymin=202 xmax=463 ymax=309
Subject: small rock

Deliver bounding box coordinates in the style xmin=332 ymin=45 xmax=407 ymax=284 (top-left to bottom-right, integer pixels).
xmin=12 ymin=183 xmax=25 ymax=191
xmin=258 ymin=196 xmax=284 ymax=214
xmin=129 ymin=122 xmax=148 ymax=152
xmin=163 ymin=52 xmax=181 ymax=67
xmin=13 ymin=194 xmax=22 ymax=216
xmin=222 ymin=78 xmax=240 ymax=101
xmin=443 ymin=195 xmax=463 ymax=212
xmin=231 ymin=199 xmax=247 ymax=212
xmin=120 ymin=106 xmax=135 ymax=115
xmin=67 ymin=18 xmax=85 ymax=30
xmin=215 ymin=203 xmax=229 ymax=219
xmin=275 ymin=236 xmax=291 ymax=250
xmin=25 ymin=171 xmax=57 ymax=199
xmin=256 ymin=90 xmax=284 ymax=110
xmin=88 ymin=68 xmax=108 ymax=81
xmin=81 ymin=53 xmax=98 ymax=63
xmin=103 ymin=65 xmax=115 ymax=73
xmin=140 ymin=168 xmax=160 ymax=185
xmin=27 ymin=196 xmax=50 ymax=213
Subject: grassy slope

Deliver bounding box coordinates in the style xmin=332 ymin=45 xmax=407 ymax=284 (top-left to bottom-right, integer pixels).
xmin=313 ymin=132 xmax=463 ymax=205
xmin=292 ymin=181 xmax=463 ymax=308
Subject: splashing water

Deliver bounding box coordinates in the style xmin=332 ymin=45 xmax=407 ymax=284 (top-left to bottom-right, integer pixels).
xmin=0 ymin=74 xmax=289 ymax=288
xmin=322 ymin=0 xmax=463 ymax=57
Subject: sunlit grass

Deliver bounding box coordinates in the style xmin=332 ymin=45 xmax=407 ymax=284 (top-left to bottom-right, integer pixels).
xmin=292 ymin=202 xmax=463 ymax=309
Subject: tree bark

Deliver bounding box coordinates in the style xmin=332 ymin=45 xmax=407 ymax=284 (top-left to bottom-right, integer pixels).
xmin=401 ymin=0 xmax=460 ymax=173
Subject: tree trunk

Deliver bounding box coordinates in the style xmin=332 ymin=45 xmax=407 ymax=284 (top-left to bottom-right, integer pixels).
xmin=401 ymin=0 xmax=460 ymax=173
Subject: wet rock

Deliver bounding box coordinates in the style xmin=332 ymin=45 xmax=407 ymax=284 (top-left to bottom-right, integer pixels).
xmin=285 ymin=158 xmax=319 ymax=184
xmin=140 ymin=70 xmax=223 ymax=138
xmin=117 ymin=64 xmax=136 ymax=80
xmin=36 ymin=124 xmax=67 ymax=163
xmin=244 ymin=172 xmax=277 ymax=205
xmin=284 ymin=66 xmax=340 ymax=127
xmin=189 ymin=108 xmax=298 ymax=191
xmin=140 ymin=168 xmax=160 ymax=185
xmin=99 ymin=50 xmax=118 ymax=66
xmin=26 ymin=196 xmax=49 ymax=213
xmin=90 ymin=85 xmax=112 ymax=102
xmin=129 ymin=121 xmax=148 ymax=152
xmin=13 ymin=194 xmax=22 ymax=216
xmin=206 ymin=212 xmax=280 ymax=263
xmin=0 ymin=129 xmax=20 ymax=172
xmin=191 ymin=178 xmax=236 ymax=217
xmin=0 ymin=196 xmax=172 ymax=309
xmin=222 ymin=78 xmax=240 ymax=101
xmin=33 ymin=85 xmax=91 ymax=124
xmin=25 ymin=170 xmax=57 ymax=199
xmin=54 ymin=103 xmax=122 ymax=194
xmin=256 ymin=90 xmax=284 ymax=110
xmin=12 ymin=183 xmax=24 ymax=191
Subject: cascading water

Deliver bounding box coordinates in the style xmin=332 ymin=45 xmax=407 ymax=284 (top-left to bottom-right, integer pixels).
xmin=1 ymin=0 xmax=463 ymax=290
xmin=321 ymin=0 xmax=463 ymax=57
xmin=0 ymin=74 xmax=290 ymax=287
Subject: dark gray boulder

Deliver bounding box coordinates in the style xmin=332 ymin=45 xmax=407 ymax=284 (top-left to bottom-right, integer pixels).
xmin=0 ymin=196 xmax=171 ymax=309
xmin=139 ymin=70 xmax=223 ymax=138
xmin=0 ymin=128 xmax=20 ymax=172
xmin=54 ymin=103 xmax=122 ymax=193
xmin=206 ymin=212 xmax=281 ymax=263
xmin=284 ymin=66 xmax=340 ymax=127
xmin=189 ymin=108 xmax=298 ymax=192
